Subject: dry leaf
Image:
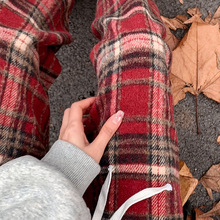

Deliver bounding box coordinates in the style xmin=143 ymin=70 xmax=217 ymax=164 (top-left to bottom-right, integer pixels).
xmin=184 ymin=8 xmax=205 ymax=24
xmin=217 ymin=136 xmax=220 ymax=144
xmin=195 ymin=208 xmax=214 ymax=220
xmin=179 ymin=161 xmax=198 ymax=206
xmin=164 ymin=26 xmax=180 ymax=50
xmin=216 ymin=52 xmax=220 ymax=69
xmin=208 ymin=7 xmax=220 ymax=26
xmin=200 ymin=202 xmax=220 ymax=218
xmin=179 ymin=0 xmax=184 ymax=4
xmin=170 ymin=21 xmax=220 ymax=105
xmin=161 ymin=15 xmax=187 ymax=50
xmin=200 ymin=164 xmax=220 ymax=200
xmin=177 ymin=15 xmax=189 ymax=23
xmin=205 ymin=11 xmax=213 ymax=24
xmin=187 ymin=8 xmax=203 ymax=17
xmin=186 ymin=215 xmax=192 ymax=220
xmin=161 ymin=15 xmax=188 ymax=30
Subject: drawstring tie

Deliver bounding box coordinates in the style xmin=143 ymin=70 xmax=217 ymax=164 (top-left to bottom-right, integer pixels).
xmin=92 ymin=165 xmax=172 ymax=220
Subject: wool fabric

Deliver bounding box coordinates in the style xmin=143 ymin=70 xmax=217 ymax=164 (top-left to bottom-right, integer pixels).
xmin=84 ymin=0 xmax=183 ymax=219
xmin=0 ymin=0 xmax=183 ymax=218
xmin=0 ymin=0 xmax=74 ymax=164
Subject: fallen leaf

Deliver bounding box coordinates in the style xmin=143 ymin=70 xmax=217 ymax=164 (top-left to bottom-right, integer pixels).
xmin=200 ymin=202 xmax=220 ymax=218
xmin=161 ymin=15 xmax=188 ymax=50
xmin=217 ymin=136 xmax=220 ymax=144
xmin=195 ymin=208 xmax=213 ymax=219
xmin=187 ymin=8 xmax=203 ymax=17
xmin=216 ymin=52 xmax=220 ymax=69
xmin=170 ymin=21 xmax=220 ymax=105
xmin=205 ymin=11 xmax=213 ymax=24
xmin=164 ymin=26 xmax=180 ymax=50
xmin=161 ymin=15 xmax=188 ymax=30
xmin=179 ymin=161 xmax=198 ymax=206
xmin=186 ymin=215 xmax=192 ymax=220
xmin=179 ymin=0 xmax=184 ymax=4
xmin=200 ymin=164 xmax=220 ymax=200
xmin=184 ymin=8 xmax=205 ymax=24
xmin=208 ymin=7 xmax=220 ymax=26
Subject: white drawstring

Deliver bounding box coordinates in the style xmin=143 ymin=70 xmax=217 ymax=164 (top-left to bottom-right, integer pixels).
xmin=110 ymin=184 xmax=172 ymax=220
xmin=92 ymin=165 xmax=114 ymax=220
xmin=92 ymin=166 xmax=173 ymax=220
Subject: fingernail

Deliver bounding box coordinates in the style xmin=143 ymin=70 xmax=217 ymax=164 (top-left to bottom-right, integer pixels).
xmin=112 ymin=110 xmax=124 ymax=124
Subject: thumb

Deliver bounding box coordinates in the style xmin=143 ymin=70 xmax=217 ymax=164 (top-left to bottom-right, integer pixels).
xmin=89 ymin=110 xmax=124 ymax=163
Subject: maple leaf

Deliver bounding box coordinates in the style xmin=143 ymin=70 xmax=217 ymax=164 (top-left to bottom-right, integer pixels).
xmin=184 ymin=8 xmax=205 ymax=24
xmin=170 ymin=22 xmax=220 ymax=104
xmin=205 ymin=6 xmax=220 ymax=27
xmin=205 ymin=11 xmax=213 ymax=24
xmin=161 ymin=15 xmax=187 ymax=51
xmin=200 ymin=163 xmax=220 ymax=200
xmin=170 ymin=8 xmax=220 ymax=133
xmin=199 ymin=202 xmax=220 ymax=218
xmin=164 ymin=27 xmax=180 ymax=51
xmin=179 ymin=161 xmax=198 ymax=206
xmin=195 ymin=208 xmax=214 ymax=220
xmin=161 ymin=15 xmax=188 ymax=30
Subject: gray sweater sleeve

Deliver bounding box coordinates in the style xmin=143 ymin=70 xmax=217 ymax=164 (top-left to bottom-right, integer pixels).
xmin=0 ymin=140 xmax=101 ymax=220
xmin=42 ymin=140 xmax=101 ymax=196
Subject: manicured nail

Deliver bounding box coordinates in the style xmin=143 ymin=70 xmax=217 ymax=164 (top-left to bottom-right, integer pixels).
xmin=112 ymin=110 xmax=124 ymax=124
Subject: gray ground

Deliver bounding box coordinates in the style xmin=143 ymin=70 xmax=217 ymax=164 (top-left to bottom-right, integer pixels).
xmin=49 ymin=0 xmax=220 ymax=216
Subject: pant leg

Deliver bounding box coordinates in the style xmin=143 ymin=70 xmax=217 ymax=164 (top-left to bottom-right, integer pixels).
xmin=0 ymin=0 xmax=74 ymax=165
xmin=84 ymin=0 xmax=183 ymax=218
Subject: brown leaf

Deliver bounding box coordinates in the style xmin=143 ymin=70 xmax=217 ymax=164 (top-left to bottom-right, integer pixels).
xmin=187 ymin=8 xmax=203 ymax=17
xmin=179 ymin=0 xmax=184 ymax=4
xmin=186 ymin=215 xmax=192 ymax=220
xmin=200 ymin=164 xmax=220 ymax=200
xmin=205 ymin=11 xmax=213 ymax=24
xmin=176 ymin=15 xmax=189 ymax=23
xmin=179 ymin=161 xmax=198 ymax=206
xmin=170 ymin=21 xmax=220 ymax=105
xmin=209 ymin=7 xmax=220 ymax=26
xmin=216 ymin=52 xmax=220 ymax=69
xmin=200 ymin=202 xmax=220 ymax=218
xmin=217 ymin=136 xmax=220 ymax=144
xmin=184 ymin=8 xmax=205 ymax=24
xmin=164 ymin=25 xmax=180 ymax=50
xmin=161 ymin=15 xmax=188 ymax=50
xmin=195 ymin=208 xmax=213 ymax=219
xmin=161 ymin=15 xmax=188 ymax=30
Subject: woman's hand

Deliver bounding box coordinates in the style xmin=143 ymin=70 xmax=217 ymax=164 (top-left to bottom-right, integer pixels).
xmin=59 ymin=97 xmax=124 ymax=163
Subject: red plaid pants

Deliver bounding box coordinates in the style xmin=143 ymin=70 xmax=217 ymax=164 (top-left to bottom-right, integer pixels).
xmin=0 ymin=0 xmax=74 ymax=163
xmin=0 ymin=0 xmax=183 ymax=218
xmin=85 ymin=0 xmax=183 ymax=218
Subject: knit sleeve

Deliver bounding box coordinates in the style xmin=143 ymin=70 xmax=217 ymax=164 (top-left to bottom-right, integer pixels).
xmin=42 ymin=140 xmax=101 ymax=196
xmin=0 ymin=155 xmax=92 ymax=219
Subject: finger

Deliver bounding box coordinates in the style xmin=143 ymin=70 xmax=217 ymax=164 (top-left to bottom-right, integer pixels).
xmin=84 ymin=133 xmax=89 ymax=145
xmin=59 ymin=108 xmax=70 ymax=139
xmin=89 ymin=110 xmax=124 ymax=163
xmin=70 ymin=97 xmax=96 ymax=122
xmin=78 ymin=97 xmax=96 ymax=113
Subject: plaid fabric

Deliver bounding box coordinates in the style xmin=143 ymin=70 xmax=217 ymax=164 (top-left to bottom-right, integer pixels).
xmin=0 ymin=0 xmax=74 ymax=164
xmin=84 ymin=0 xmax=183 ymax=219
xmin=0 ymin=0 xmax=182 ymax=218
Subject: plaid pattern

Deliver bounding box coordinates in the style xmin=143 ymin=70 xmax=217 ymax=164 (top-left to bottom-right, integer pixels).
xmin=0 ymin=0 xmax=182 ymax=218
xmin=84 ymin=0 xmax=183 ymax=219
xmin=0 ymin=0 xmax=74 ymax=164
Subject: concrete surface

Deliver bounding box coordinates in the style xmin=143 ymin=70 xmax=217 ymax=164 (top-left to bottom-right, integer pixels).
xmin=49 ymin=0 xmax=220 ymax=216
